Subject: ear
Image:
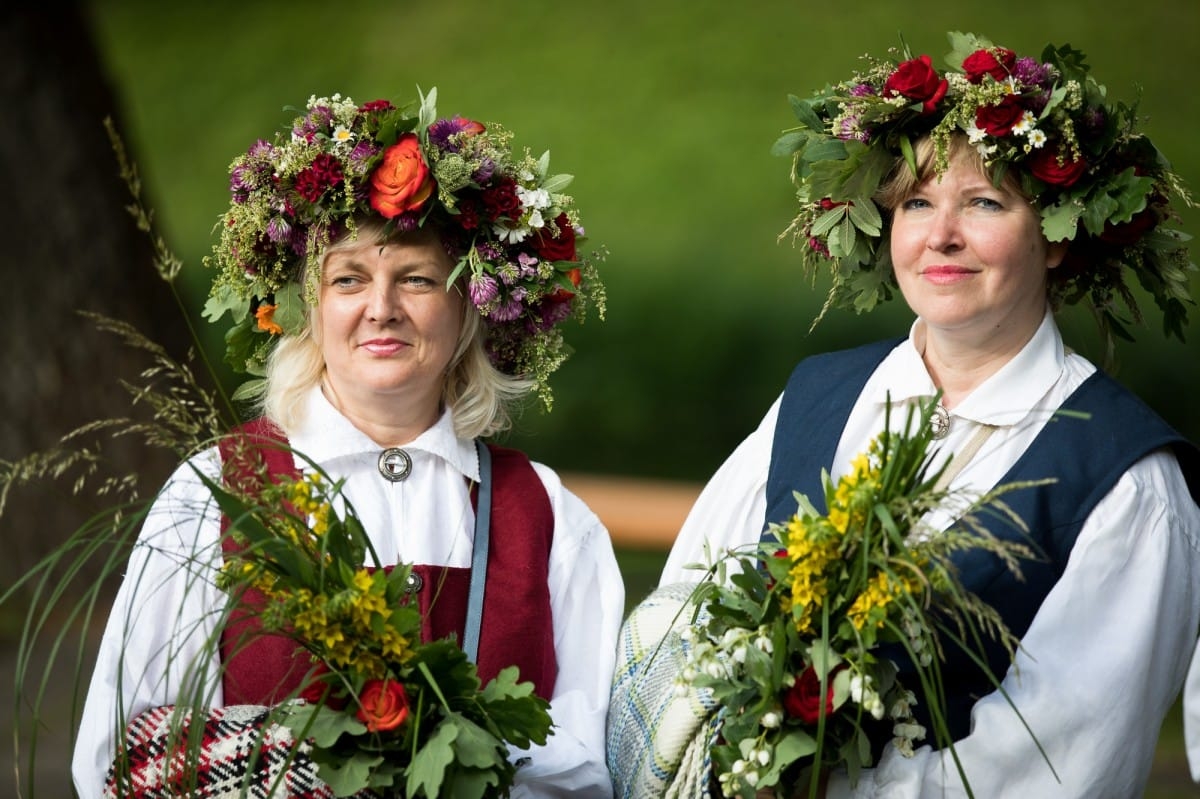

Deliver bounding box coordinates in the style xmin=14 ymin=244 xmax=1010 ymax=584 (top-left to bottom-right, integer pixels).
xmin=1046 ymin=239 xmax=1070 ymax=270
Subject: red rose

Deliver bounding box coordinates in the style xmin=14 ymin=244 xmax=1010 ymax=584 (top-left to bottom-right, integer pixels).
xmin=963 ymin=47 xmax=1017 ymax=84
xmin=883 ymin=55 xmax=949 ymax=114
xmin=1099 ymin=207 xmax=1158 ymax=245
xmin=298 ymin=662 xmax=347 ymax=709
xmin=356 ymin=679 xmax=410 ymax=733
xmin=369 ymin=134 xmax=435 ymax=218
xmin=1028 ymin=147 xmax=1088 ymax=187
xmin=532 ymin=213 xmax=578 ymax=262
xmin=783 ymin=666 xmax=838 ymax=725
xmin=975 ymin=95 xmax=1025 ymax=136
xmin=358 ymin=99 xmax=395 ymax=114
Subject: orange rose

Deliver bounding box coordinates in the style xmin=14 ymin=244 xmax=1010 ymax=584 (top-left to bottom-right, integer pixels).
xmin=355 ymin=679 xmax=410 ymax=733
xmin=369 ymin=134 xmax=435 ymax=218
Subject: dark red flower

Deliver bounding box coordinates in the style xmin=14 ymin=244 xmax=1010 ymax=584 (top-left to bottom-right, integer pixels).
xmin=358 ymin=99 xmax=395 ymax=113
xmin=532 ymin=213 xmax=578 ymax=262
xmin=883 ymin=55 xmax=949 ymax=114
xmin=481 ymin=177 xmax=521 ymax=221
xmin=783 ymin=666 xmax=840 ymax=724
xmin=1099 ymin=207 xmax=1158 ymax=245
xmin=975 ymin=95 xmax=1025 ymax=137
xmin=310 ymin=153 xmax=344 ymax=186
xmin=963 ymin=47 xmax=1017 ymax=84
xmin=1028 ymin=147 xmax=1088 ymax=187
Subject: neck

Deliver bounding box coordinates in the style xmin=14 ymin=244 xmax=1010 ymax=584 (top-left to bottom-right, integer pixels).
xmin=915 ymin=315 xmax=1042 ymax=409
xmin=321 ymin=378 xmax=441 ymax=447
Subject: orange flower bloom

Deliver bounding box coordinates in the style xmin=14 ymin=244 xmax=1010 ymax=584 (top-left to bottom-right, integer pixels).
xmin=369 ymin=133 xmax=435 ymax=219
xmin=255 ymin=303 xmax=283 ymax=335
xmin=356 ymin=679 xmax=410 ymax=732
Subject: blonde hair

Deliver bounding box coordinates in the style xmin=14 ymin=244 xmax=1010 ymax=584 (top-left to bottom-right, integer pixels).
xmin=256 ymin=220 xmax=533 ymax=440
xmin=875 ymin=133 xmax=1024 ymax=212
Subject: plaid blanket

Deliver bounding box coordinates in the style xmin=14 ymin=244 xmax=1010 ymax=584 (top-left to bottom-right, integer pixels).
xmin=102 ymin=703 xmax=371 ymax=799
xmin=605 ymin=582 xmax=720 ymax=799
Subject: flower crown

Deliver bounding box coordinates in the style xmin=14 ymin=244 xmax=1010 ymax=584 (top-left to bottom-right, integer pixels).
xmin=203 ymin=88 xmax=605 ymax=406
xmin=775 ymin=31 xmax=1196 ymax=344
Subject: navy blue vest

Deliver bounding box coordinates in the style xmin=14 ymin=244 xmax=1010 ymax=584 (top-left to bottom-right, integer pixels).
xmin=764 ymin=339 xmax=1200 ymax=751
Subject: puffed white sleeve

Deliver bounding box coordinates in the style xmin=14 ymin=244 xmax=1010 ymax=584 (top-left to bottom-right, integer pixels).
xmin=508 ymin=463 xmax=624 ymax=798
xmin=71 ymin=449 xmax=228 ymax=799
xmin=658 ymin=395 xmax=781 ymax=586
xmin=827 ymin=449 xmax=1200 ymax=798
xmin=1186 ymin=638 xmax=1200 ymax=781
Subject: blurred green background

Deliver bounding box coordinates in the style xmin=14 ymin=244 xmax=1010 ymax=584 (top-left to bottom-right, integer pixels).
xmin=66 ymin=0 xmax=1200 ymax=794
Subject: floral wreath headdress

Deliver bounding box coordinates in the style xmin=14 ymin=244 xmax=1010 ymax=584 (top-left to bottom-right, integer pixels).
xmin=775 ymin=31 xmax=1196 ymax=346
xmin=203 ymin=88 xmax=605 ymax=407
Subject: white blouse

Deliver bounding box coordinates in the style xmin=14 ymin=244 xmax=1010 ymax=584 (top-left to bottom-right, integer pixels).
xmin=73 ymin=387 xmax=624 ymax=798
xmin=662 ymin=312 xmax=1200 ymax=798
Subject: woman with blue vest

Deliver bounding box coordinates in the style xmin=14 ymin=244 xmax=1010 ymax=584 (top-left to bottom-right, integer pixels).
xmin=649 ymin=33 xmax=1200 ymax=797
xmin=73 ymin=91 xmax=623 ymax=798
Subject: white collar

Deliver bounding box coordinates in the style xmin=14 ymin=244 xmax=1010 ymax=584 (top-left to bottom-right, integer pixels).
xmin=868 ymin=309 xmax=1065 ymax=427
xmin=285 ymin=386 xmax=480 ymax=481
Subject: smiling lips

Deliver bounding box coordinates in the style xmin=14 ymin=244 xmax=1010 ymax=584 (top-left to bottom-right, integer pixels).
xmin=920 ymin=265 xmax=977 ymax=285
xmin=360 ymin=338 xmax=407 ymax=356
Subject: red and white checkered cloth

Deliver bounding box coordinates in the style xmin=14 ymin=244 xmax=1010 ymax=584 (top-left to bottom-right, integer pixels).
xmin=101 ymin=704 xmax=373 ymax=799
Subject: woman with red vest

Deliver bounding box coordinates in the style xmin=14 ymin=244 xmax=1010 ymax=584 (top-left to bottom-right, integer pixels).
xmin=73 ymin=90 xmax=623 ymax=797
xmin=612 ymin=33 xmax=1200 ymax=798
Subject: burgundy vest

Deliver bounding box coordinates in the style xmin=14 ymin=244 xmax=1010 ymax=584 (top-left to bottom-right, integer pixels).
xmin=216 ymin=419 xmax=557 ymax=704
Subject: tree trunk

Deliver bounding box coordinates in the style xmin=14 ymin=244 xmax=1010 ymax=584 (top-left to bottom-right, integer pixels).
xmin=0 ymin=4 xmax=196 ymax=585
xmin=1 ymin=6 xmax=202 ymax=795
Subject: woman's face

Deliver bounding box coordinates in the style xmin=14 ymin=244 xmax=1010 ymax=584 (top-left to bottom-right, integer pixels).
xmin=889 ymin=151 xmax=1065 ymax=351
xmin=314 ymin=230 xmax=463 ymax=421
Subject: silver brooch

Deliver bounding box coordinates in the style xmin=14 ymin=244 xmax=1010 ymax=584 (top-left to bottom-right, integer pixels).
xmin=930 ymin=404 xmax=951 ymax=440
xmin=377 ymin=447 xmax=413 ymax=481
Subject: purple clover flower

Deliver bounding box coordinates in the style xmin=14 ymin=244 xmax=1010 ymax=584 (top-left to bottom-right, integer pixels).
xmin=469 ymin=274 xmax=500 ymax=306
xmin=247 ymin=139 xmax=274 ymax=158
xmin=475 ymin=242 xmax=502 ymax=261
xmin=1013 ymin=58 xmax=1052 ymax=89
xmin=348 ymin=140 xmax=380 ymax=174
xmin=296 ymin=105 xmax=333 ymax=139
xmin=230 ymin=165 xmax=253 ymax=203
xmin=850 ymin=83 xmax=877 ymax=97
xmin=472 ymin=157 xmax=496 ymax=183
xmin=266 ymin=216 xmax=292 ymax=244
xmin=538 ymin=299 xmax=573 ymax=329
xmin=488 ymin=298 xmax=524 ymax=322
xmin=1081 ymin=105 xmax=1107 ymax=137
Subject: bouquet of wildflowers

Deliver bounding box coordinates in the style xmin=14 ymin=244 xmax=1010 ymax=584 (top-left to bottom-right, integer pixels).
xmin=677 ymin=398 xmax=1043 ymax=798
xmin=204 ymin=462 xmax=552 ymax=798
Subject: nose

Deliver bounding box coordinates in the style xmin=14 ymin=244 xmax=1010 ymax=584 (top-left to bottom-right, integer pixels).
xmin=925 ymin=207 xmax=964 ymax=253
xmin=366 ymin=283 xmax=401 ymax=323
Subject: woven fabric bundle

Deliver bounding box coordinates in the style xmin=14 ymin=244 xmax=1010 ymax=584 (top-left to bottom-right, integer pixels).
xmin=605 ymin=582 xmax=720 ymax=799
xmin=102 ymin=703 xmax=371 ymax=799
